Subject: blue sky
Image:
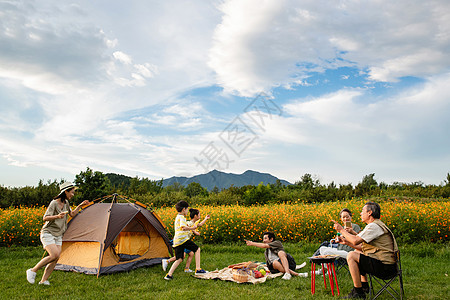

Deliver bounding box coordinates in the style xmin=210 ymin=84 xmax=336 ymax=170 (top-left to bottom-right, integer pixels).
xmin=1 ymin=0 xmax=450 ymax=187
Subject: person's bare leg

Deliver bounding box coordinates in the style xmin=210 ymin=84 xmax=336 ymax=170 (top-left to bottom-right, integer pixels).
xmin=39 ymin=244 xmax=61 ymax=283
xmin=185 ymin=251 xmax=194 ymax=270
xmin=31 ymin=244 xmax=60 ymax=273
xmin=347 ymin=251 xmax=362 ymax=287
xmin=278 ymin=251 xmax=298 ymax=276
xmin=167 ymin=258 xmax=183 ymax=276
xmin=194 ymin=248 xmax=201 ymax=270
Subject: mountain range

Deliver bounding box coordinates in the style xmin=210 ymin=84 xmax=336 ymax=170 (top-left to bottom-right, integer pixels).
xmin=161 ymin=169 xmax=291 ymax=191
xmin=105 ymin=170 xmax=292 ymax=191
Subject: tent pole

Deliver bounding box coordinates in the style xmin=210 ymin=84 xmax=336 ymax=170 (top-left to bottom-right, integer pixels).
xmin=97 ymin=201 xmax=114 ymax=277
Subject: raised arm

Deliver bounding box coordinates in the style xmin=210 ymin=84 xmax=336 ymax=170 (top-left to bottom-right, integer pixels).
xmin=198 ymin=214 xmax=210 ymax=227
xmin=69 ymin=200 xmax=90 ymax=217
xmin=332 ymin=220 xmax=364 ymax=246
xmin=245 ymin=240 xmax=270 ymax=248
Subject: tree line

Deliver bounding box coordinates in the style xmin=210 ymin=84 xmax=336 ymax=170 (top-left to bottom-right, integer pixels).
xmin=1 ymin=167 xmax=449 ymax=208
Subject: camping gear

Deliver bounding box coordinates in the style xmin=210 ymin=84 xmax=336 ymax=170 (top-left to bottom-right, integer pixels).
xmin=55 ymin=194 xmax=172 ymax=277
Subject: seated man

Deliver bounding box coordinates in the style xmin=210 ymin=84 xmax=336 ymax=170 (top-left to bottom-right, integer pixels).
xmin=333 ymin=202 xmax=398 ymax=299
xmin=246 ymin=231 xmax=299 ymax=280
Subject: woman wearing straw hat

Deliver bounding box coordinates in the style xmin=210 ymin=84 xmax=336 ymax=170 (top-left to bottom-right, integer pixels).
xmin=26 ymin=182 xmax=90 ymax=285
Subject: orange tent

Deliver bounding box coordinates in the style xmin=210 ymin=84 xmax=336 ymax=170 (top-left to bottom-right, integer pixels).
xmin=55 ymin=198 xmax=172 ymax=276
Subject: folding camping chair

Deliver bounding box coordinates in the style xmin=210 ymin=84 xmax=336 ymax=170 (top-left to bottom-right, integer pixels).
xmin=335 ymin=257 xmax=349 ymax=274
xmin=368 ymin=250 xmax=405 ymax=300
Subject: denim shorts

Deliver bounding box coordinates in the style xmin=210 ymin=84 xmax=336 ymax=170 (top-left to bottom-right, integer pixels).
xmin=40 ymin=232 xmax=63 ymax=248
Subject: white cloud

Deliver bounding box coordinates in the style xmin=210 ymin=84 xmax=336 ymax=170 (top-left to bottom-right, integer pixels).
xmin=209 ymin=0 xmax=450 ymax=96
xmin=113 ymin=51 xmax=132 ymax=65
xmin=253 ymin=73 xmax=450 ymax=184
xmin=1 ymin=0 xmax=449 ymax=187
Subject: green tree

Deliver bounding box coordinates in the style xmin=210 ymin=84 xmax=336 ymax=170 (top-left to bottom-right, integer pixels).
xmin=74 ymin=167 xmax=111 ymax=201
xmin=295 ymin=173 xmax=319 ymax=190
xmin=355 ymin=173 xmax=378 ymax=196
xmin=242 ymin=183 xmax=273 ymax=205
xmin=445 ymin=173 xmax=450 ymax=186
xmin=165 ymin=182 xmax=185 ymax=193
xmin=185 ymin=182 xmax=208 ymax=198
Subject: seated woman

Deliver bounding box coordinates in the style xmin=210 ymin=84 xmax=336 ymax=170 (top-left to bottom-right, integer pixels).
xmin=316 ymin=208 xmax=361 ymax=259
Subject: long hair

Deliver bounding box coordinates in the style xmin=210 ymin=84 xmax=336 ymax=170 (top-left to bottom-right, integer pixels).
xmin=54 ymin=188 xmax=72 ymax=206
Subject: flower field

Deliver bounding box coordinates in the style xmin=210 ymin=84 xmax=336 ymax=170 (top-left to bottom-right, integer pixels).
xmin=1 ymin=199 xmax=449 ymax=247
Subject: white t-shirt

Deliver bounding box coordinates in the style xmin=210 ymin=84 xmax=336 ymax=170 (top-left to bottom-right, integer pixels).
xmin=357 ymin=222 xmax=384 ymax=243
xmin=267 ymin=249 xmax=279 ymax=264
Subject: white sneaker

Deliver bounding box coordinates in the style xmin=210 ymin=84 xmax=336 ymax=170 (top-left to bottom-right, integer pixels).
xmin=298 ymin=272 xmax=308 ymax=277
xmin=39 ymin=280 xmax=50 ymax=285
xmin=184 ymin=268 xmax=193 ymax=273
xmin=161 ymin=259 xmax=168 ymax=271
xmin=313 ymin=269 xmax=322 ymax=275
xmin=295 ymin=262 xmax=307 ymax=270
xmin=26 ymin=269 xmax=36 ymax=284
xmin=282 ymin=273 xmax=292 ymax=280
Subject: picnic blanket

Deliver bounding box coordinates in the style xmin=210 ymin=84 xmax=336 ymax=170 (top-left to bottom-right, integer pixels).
xmin=193 ymin=262 xmax=307 ymax=284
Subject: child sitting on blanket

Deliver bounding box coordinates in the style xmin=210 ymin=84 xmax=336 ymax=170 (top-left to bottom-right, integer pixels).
xmin=246 ymin=231 xmax=299 ymax=280
xmin=162 ymin=208 xmax=209 ymax=273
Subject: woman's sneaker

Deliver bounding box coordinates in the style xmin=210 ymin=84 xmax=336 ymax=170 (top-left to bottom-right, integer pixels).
xmin=164 ymin=274 xmax=173 ymax=280
xmin=184 ymin=268 xmax=193 ymax=273
xmin=26 ymin=269 xmax=36 ymax=284
xmin=282 ymin=272 xmax=292 ymax=280
xmin=195 ymin=269 xmax=207 ymax=274
xmin=39 ymin=280 xmax=50 ymax=285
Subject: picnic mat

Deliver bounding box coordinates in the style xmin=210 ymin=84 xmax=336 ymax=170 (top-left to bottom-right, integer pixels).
xmin=193 ymin=262 xmax=307 ymax=284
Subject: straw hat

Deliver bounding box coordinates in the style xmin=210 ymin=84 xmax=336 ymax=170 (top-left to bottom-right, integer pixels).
xmin=55 ymin=182 xmax=78 ymax=198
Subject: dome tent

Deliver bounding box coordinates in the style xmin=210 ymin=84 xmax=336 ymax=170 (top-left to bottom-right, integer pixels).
xmin=55 ymin=194 xmax=172 ymax=277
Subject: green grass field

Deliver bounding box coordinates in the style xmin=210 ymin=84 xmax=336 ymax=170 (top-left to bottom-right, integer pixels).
xmin=1 ymin=242 xmax=448 ymax=299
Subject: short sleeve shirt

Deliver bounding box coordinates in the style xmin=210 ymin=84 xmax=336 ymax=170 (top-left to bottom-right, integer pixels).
xmin=186 ymin=220 xmax=200 ymax=239
xmin=265 ymin=240 xmax=284 ymax=264
xmin=358 ymin=222 xmax=384 ymax=243
xmin=173 ymin=214 xmax=191 ymax=247
xmin=41 ymin=200 xmax=71 ymax=237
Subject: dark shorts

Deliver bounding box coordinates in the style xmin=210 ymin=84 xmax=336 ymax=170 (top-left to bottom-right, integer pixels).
xmin=359 ymin=254 xmax=397 ymax=279
xmin=174 ymin=240 xmax=199 ymax=260
xmin=268 ymin=253 xmax=297 ymax=274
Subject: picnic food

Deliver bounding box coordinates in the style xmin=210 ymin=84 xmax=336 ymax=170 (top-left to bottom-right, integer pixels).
xmin=313 ymin=254 xmax=340 ymax=258
xmin=228 ymin=261 xmax=257 ymax=269
xmin=232 ymin=268 xmax=249 ymax=282
xmin=253 ymin=270 xmax=263 ymax=278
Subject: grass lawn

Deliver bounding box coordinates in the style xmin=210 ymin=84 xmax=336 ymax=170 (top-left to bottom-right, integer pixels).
xmin=1 ymin=242 xmax=448 ymax=299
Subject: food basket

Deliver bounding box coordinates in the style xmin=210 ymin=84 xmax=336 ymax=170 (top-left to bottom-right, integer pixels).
xmin=232 ymin=268 xmax=249 ymax=283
